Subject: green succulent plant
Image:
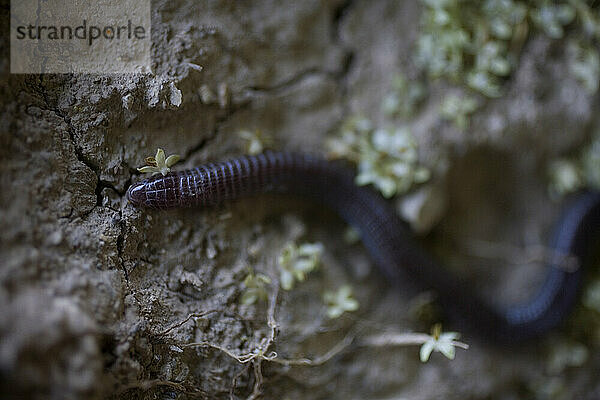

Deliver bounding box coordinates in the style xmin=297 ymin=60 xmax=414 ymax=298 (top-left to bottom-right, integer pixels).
xmin=323 ymin=285 xmax=359 ymax=319
xmin=278 ymin=242 xmax=323 ymax=290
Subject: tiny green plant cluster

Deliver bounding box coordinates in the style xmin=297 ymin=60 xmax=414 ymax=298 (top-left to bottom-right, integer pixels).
xmin=416 ymin=0 xmax=600 ymax=98
xmin=238 ymin=129 xmax=273 ymax=155
xmin=583 ymin=279 xmax=600 ymax=313
xmin=240 ymin=272 xmax=272 ymax=306
xmin=568 ymin=39 xmax=600 ymax=93
xmin=416 ymin=0 xmax=528 ymax=97
xmin=328 ymin=117 xmax=430 ymax=198
xmin=439 ymin=93 xmax=479 ymax=130
xmin=239 ymin=240 xmax=360 ymax=319
xmin=323 ymin=285 xmax=359 ymax=319
xmin=577 ymin=264 xmax=600 ymax=343
xmin=539 ymin=272 xmax=600 ymax=395
xmin=531 ymin=1 xmax=576 ymax=38
xmin=548 ymin=131 xmax=600 ymax=196
xmin=382 ymin=75 xmax=427 ymax=119
xmin=278 ymin=241 xmax=323 ymax=291
xmin=546 ymin=339 xmax=589 ymax=374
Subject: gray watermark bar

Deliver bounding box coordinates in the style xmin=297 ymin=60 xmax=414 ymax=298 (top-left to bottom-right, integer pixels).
xmin=11 ymin=0 xmax=151 ymax=74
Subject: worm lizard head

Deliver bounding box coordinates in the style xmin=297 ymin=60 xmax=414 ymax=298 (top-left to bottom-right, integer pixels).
xmin=126 ymin=182 xmax=146 ymax=207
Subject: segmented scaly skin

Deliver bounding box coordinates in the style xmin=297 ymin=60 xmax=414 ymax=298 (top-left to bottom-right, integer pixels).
xmin=127 ymin=150 xmax=600 ymax=342
xmin=127 ymin=152 xmax=326 ymax=209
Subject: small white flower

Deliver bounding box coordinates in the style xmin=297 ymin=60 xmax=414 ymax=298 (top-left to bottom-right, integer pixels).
xmin=137 ymin=148 xmax=181 ymax=176
xmin=420 ymin=324 xmax=468 ymax=362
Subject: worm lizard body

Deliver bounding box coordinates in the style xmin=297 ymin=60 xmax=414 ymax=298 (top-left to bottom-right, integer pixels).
xmin=127 ymin=151 xmax=600 ymax=342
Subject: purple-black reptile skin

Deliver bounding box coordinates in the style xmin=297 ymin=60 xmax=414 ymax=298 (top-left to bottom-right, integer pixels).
xmin=127 ymin=150 xmax=600 ymax=342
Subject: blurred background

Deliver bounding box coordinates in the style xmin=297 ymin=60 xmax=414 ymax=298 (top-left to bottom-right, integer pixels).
xmin=1 ymin=1 xmax=599 ymax=399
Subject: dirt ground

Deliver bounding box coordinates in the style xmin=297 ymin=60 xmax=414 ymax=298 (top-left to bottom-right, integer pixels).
xmin=1 ymin=1 xmax=599 ymax=399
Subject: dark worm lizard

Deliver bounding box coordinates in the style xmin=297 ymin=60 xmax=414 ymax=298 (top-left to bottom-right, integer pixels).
xmin=127 ymin=150 xmax=600 ymax=343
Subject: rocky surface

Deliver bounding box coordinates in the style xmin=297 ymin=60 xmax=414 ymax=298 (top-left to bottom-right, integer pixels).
xmin=1 ymin=1 xmax=599 ymax=399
